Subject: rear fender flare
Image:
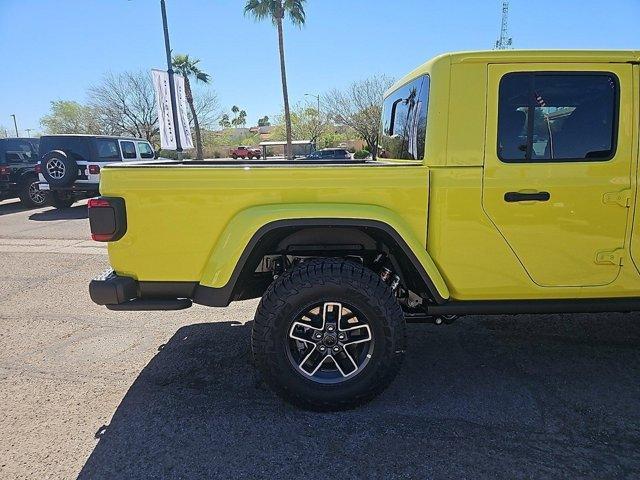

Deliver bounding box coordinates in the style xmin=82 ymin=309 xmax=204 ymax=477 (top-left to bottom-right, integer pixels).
xmin=195 ymin=204 xmax=449 ymax=306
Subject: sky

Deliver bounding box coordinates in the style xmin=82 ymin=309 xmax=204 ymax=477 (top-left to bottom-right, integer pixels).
xmin=0 ymin=0 xmax=639 ymax=136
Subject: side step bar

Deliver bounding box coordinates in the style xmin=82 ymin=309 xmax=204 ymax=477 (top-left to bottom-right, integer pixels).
xmin=106 ymin=298 xmax=192 ymax=311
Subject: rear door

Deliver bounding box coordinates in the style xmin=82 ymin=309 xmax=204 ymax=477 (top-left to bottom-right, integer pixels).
xmin=482 ymin=63 xmax=634 ymax=287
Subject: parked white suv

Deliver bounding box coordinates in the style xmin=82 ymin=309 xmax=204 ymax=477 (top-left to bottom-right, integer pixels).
xmin=37 ymin=135 xmax=156 ymax=208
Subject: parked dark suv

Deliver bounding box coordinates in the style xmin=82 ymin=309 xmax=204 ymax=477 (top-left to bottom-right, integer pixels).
xmin=0 ymin=138 xmax=47 ymax=208
xmin=37 ymin=135 xmax=156 ymax=208
xmin=305 ymin=148 xmax=352 ymax=160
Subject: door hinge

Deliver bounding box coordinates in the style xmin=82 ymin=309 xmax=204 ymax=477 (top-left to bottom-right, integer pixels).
xmin=603 ymin=189 xmax=631 ymax=208
xmin=595 ymin=248 xmax=624 ymax=266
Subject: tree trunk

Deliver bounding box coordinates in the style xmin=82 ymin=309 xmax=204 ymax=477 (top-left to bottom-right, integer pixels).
xmin=184 ymin=77 xmax=204 ymax=160
xmin=276 ymin=15 xmax=293 ymax=160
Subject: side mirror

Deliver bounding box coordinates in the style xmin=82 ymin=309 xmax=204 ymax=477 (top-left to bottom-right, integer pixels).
xmin=154 ymin=150 xmax=159 ymax=159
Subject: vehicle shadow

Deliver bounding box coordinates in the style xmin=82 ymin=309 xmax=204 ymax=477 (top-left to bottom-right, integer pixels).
xmin=0 ymin=200 xmax=29 ymax=216
xmin=29 ymin=205 xmax=87 ymax=221
xmin=78 ymin=313 xmax=640 ymax=479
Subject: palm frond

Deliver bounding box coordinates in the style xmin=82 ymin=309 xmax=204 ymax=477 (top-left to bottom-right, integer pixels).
xmin=284 ymin=0 xmax=306 ymax=26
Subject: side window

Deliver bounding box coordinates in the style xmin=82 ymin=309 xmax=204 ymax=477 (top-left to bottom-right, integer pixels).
xmin=96 ymin=139 xmax=121 ymax=161
xmin=121 ymin=141 xmax=137 ymax=159
xmin=137 ymin=142 xmax=154 ymax=159
xmin=4 ymin=139 xmax=36 ymax=163
xmin=498 ymin=73 xmax=618 ymax=162
xmin=380 ymin=75 xmax=430 ymax=160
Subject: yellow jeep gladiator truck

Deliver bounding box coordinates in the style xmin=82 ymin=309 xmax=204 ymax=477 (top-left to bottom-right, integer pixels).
xmin=89 ymin=50 xmax=640 ymax=410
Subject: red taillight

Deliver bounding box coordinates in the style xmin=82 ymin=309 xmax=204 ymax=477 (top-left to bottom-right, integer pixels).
xmin=89 ymin=198 xmax=118 ymax=242
xmin=89 ymin=165 xmax=100 ymax=175
xmin=88 ymin=198 xmax=110 ymax=208
xmin=34 ymin=163 xmax=42 ymax=174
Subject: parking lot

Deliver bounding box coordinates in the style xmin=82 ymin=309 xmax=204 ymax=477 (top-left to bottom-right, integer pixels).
xmin=0 ymin=198 xmax=638 ymax=479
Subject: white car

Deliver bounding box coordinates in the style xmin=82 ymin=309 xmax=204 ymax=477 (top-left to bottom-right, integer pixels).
xmin=37 ymin=135 xmax=156 ymax=208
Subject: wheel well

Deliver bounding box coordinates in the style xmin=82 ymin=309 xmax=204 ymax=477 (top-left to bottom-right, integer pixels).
xmin=226 ymin=221 xmax=442 ymax=305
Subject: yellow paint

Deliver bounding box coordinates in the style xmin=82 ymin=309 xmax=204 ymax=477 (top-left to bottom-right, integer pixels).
xmin=100 ymin=50 xmax=640 ymax=302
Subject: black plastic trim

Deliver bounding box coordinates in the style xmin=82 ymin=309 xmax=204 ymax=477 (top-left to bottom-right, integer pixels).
xmin=193 ymin=218 xmax=447 ymax=307
xmin=425 ymin=298 xmax=640 ymax=315
xmin=106 ymin=298 xmax=192 ymax=311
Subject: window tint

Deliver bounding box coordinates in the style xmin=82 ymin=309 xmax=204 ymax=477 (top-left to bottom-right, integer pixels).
xmin=3 ymin=139 xmax=37 ymax=163
xmin=96 ymin=139 xmax=121 ymax=160
xmin=498 ymin=73 xmax=618 ymax=162
xmin=39 ymin=136 xmax=91 ymax=161
xmin=121 ymin=141 xmax=137 ymax=159
xmin=380 ymin=75 xmax=429 ymax=160
xmin=137 ymin=142 xmax=154 ymax=159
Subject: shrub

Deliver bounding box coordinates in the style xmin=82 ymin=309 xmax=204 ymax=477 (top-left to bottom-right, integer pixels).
xmin=353 ymin=149 xmax=370 ymax=159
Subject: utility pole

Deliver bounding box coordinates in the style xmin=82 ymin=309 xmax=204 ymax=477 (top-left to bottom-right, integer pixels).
xmin=160 ymin=0 xmax=183 ymax=160
xmin=25 ymin=128 xmax=32 ymax=137
xmin=10 ymin=114 xmax=18 ymax=137
xmin=494 ymin=1 xmax=513 ymax=50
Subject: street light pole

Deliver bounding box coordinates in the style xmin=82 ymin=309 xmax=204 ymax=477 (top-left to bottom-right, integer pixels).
xmin=25 ymin=128 xmax=32 ymax=137
xmin=305 ymin=93 xmax=320 ymax=151
xmin=10 ymin=114 xmax=18 ymax=137
xmin=160 ymin=0 xmax=183 ymax=160
xmin=305 ymin=93 xmax=320 ymax=116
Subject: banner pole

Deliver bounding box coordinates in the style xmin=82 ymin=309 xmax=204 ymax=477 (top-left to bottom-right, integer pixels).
xmin=160 ymin=0 xmax=183 ymax=160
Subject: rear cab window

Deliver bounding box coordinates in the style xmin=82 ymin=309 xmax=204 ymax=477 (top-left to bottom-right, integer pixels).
xmin=39 ymin=136 xmax=91 ymax=161
xmin=95 ymin=138 xmax=121 ymax=161
xmin=380 ymin=75 xmax=430 ymax=160
xmin=2 ymin=139 xmax=38 ymax=164
xmin=498 ymin=72 xmax=618 ymax=162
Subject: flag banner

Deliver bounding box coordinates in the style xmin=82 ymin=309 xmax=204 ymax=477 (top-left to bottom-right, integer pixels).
xmin=151 ymin=69 xmax=194 ymax=150
xmin=173 ymin=74 xmax=194 ymax=150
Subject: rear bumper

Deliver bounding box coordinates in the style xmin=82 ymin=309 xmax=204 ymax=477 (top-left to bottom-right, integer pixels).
xmin=89 ymin=269 xmax=193 ymax=311
xmin=40 ymin=182 xmax=99 ymax=193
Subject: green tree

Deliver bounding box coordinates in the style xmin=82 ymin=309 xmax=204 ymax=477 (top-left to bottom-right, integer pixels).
xmin=40 ymin=100 xmax=102 ymax=135
xmin=219 ymin=114 xmax=231 ymax=129
xmin=172 ymin=54 xmax=211 ymax=160
xmin=230 ymin=106 xmax=247 ymax=128
xmin=323 ymin=75 xmax=395 ymax=153
xmin=244 ymin=0 xmax=305 ymax=159
xmin=271 ymin=102 xmax=328 ymax=145
xmin=258 ymin=115 xmax=271 ymax=127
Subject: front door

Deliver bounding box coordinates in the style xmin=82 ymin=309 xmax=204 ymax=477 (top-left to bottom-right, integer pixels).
xmin=482 ymin=63 xmax=633 ymax=287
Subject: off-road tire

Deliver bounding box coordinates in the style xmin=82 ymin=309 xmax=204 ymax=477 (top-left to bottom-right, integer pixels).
xmin=41 ymin=150 xmax=78 ymax=187
xmin=252 ymin=258 xmax=406 ymax=411
xmin=18 ymin=175 xmax=48 ymax=208
xmin=50 ymin=191 xmax=75 ymax=209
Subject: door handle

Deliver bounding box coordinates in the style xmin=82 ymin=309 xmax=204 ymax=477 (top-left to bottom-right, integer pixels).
xmin=504 ymin=191 xmax=550 ymax=203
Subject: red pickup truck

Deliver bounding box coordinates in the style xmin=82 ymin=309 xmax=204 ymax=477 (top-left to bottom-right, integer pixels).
xmin=230 ymin=146 xmax=261 ymax=160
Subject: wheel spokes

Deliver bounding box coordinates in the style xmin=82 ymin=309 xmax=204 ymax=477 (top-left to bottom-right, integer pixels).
xmin=288 ymin=301 xmax=374 ymax=382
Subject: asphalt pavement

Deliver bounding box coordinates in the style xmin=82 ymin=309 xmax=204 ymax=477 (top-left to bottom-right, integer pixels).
xmin=0 ymin=197 xmax=639 ymax=479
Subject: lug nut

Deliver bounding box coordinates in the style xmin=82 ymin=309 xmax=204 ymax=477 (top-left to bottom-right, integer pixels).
xmin=327 ymin=325 xmax=335 ymax=332
xmin=333 ymin=346 xmax=340 ymax=353
xmin=318 ymin=345 xmax=326 ymax=352
xmin=338 ymin=334 xmax=345 ymax=340
xmin=314 ymin=333 xmax=322 ymax=339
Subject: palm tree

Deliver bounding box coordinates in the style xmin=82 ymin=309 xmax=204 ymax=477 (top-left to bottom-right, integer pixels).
xmin=171 ymin=54 xmax=211 ymax=160
xmin=244 ymin=0 xmax=305 ymax=159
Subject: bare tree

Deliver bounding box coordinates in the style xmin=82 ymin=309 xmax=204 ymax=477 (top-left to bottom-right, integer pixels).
xmin=323 ymin=75 xmax=395 ymax=153
xmin=190 ymin=88 xmax=222 ymax=131
xmin=89 ymin=71 xmax=159 ymax=144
